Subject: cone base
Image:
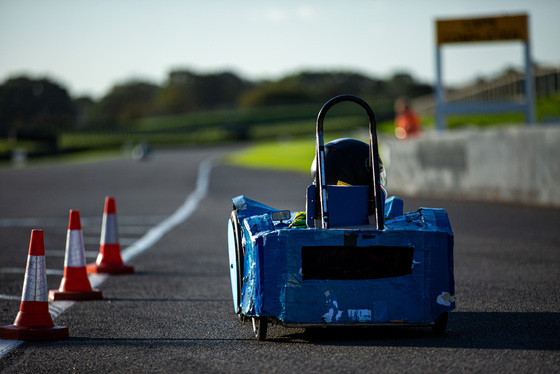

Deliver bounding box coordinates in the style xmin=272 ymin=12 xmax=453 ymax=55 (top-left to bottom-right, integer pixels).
xmin=86 ymin=262 xmax=134 ymax=274
xmin=0 ymin=324 xmax=69 ymax=341
xmin=49 ymin=288 xmax=104 ymax=301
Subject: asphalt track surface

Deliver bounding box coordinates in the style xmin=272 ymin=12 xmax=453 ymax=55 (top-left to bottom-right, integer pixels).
xmin=0 ymin=146 xmax=559 ymax=373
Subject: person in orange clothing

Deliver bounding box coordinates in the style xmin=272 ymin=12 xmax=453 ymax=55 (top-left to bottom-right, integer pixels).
xmin=394 ymin=96 xmax=421 ymax=140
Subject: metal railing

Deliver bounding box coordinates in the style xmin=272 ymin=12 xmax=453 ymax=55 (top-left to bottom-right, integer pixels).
xmin=413 ymin=65 xmax=560 ymax=116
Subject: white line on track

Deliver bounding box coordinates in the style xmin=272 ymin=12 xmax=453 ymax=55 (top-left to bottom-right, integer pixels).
xmin=0 ymin=215 xmax=167 ymax=228
xmin=0 ymin=268 xmax=64 ymax=276
xmin=0 ymin=157 xmax=213 ymax=359
xmin=45 ymin=250 xmax=100 ymax=257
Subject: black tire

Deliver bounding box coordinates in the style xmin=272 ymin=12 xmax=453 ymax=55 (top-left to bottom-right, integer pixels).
xmin=230 ymin=210 xmax=244 ymax=316
xmin=252 ymin=317 xmax=268 ymax=341
xmin=432 ymin=312 xmax=448 ymax=334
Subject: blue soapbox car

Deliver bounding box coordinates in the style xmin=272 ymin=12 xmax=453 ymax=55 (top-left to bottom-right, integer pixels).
xmin=228 ymin=95 xmax=455 ymax=340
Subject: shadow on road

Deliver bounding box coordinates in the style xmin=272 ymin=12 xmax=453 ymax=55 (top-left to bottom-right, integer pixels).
xmin=23 ymin=312 xmax=558 ymax=351
xmin=269 ymin=312 xmax=560 ymax=351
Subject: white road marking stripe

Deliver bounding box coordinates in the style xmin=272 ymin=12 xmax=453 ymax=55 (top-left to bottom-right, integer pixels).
xmin=117 ymin=238 xmax=137 ymax=245
xmin=83 ymin=215 xmax=168 ymax=226
xmin=0 ymin=157 xmax=213 ymax=357
xmin=121 ymin=158 xmax=213 ymax=263
xmin=0 ymin=217 xmax=67 ymax=227
xmin=0 ymin=268 xmax=64 ymax=276
xmin=83 ymin=237 xmax=100 ymax=245
xmin=0 ymin=340 xmax=20 ymax=357
xmin=0 ymin=216 xmax=166 ymax=228
xmin=83 ymin=237 xmax=136 ymax=246
xmin=46 ymin=250 xmax=99 ymax=257
xmin=114 ymin=226 xmax=150 ymax=235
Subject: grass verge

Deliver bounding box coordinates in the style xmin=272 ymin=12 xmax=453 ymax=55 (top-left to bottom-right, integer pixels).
xmin=226 ymin=138 xmax=315 ymax=174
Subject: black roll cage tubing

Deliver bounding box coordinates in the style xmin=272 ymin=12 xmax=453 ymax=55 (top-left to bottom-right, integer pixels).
xmin=314 ymin=94 xmax=385 ymax=230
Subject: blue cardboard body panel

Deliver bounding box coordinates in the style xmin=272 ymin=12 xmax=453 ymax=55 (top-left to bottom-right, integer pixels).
xmin=229 ymin=195 xmax=455 ymax=326
xmin=306 ymin=185 xmax=370 ymax=227
xmin=306 ymin=185 xmax=395 ymax=227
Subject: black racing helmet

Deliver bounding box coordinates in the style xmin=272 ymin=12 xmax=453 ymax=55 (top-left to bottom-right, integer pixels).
xmin=310 ymin=138 xmax=372 ymax=186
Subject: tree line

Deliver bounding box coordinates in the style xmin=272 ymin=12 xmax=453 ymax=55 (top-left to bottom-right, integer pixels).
xmin=0 ymin=69 xmax=433 ymax=141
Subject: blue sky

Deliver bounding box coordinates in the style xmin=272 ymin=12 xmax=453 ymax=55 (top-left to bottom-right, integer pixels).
xmin=1 ymin=0 xmax=558 ymax=98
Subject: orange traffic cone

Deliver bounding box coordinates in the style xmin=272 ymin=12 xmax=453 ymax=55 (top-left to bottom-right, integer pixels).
xmin=0 ymin=230 xmax=69 ymax=340
xmin=86 ymin=196 xmax=134 ymax=274
xmin=49 ymin=210 xmax=103 ymax=301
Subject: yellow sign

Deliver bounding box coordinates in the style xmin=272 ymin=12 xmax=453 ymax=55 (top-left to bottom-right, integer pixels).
xmin=437 ymin=14 xmax=528 ymax=45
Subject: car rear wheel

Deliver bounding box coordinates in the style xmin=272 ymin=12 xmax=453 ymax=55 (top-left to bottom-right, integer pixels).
xmin=252 ymin=317 xmax=268 ymax=341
